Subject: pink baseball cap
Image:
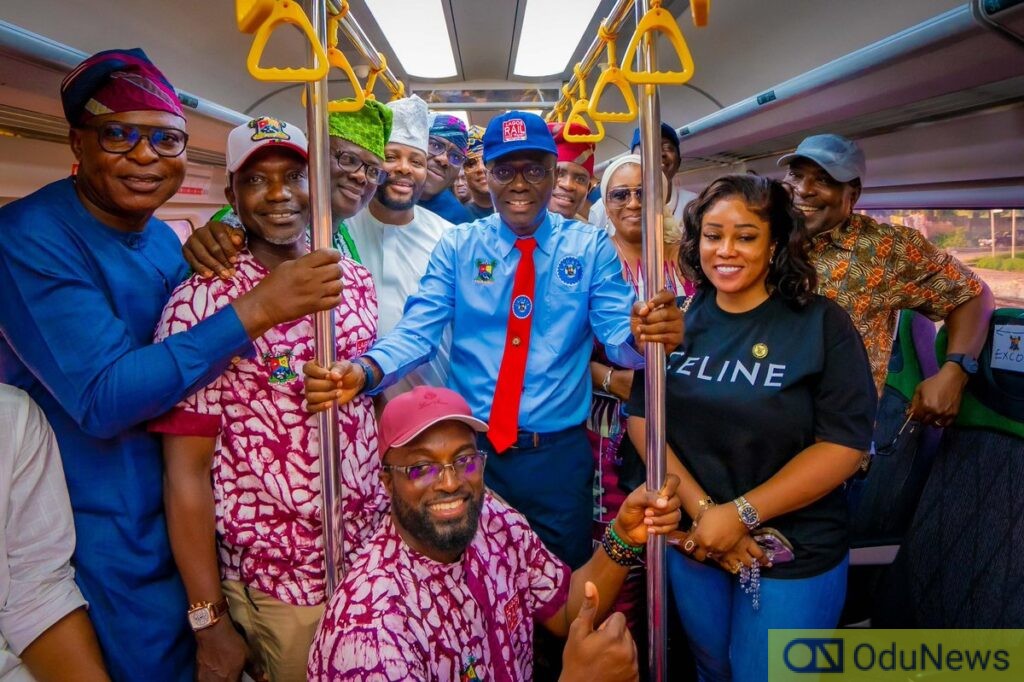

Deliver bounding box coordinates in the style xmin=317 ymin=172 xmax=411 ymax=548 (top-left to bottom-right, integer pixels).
xmin=378 ymin=386 xmax=488 ymax=457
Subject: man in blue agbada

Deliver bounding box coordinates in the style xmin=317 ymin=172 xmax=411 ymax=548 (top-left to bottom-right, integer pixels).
xmin=0 ymin=48 xmax=344 ymax=680
xmin=305 ymin=111 xmax=684 ymax=570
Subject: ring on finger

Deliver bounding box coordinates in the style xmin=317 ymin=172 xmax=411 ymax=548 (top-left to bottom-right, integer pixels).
xmin=683 ymin=539 xmax=696 ymax=552
xmin=731 ymin=561 xmax=742 ymax=574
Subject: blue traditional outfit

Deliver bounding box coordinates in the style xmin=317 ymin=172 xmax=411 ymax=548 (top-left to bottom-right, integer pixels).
xmin=418 ymin=113 xmax=474 ymax=225
xmin=0 ymin=49 xmax=252 ymax=680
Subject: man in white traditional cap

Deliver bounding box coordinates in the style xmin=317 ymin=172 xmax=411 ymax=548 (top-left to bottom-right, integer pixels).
xmin=344 ymin=94 xmax=454 ymax=399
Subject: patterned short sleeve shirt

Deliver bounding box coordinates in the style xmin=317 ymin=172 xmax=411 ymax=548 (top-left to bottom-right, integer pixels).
xmin=810 ymin=213 xmax=983 ymax=394
xmin=152 ymin=251 xmax=386 ymax=606
xmin=308 ymin=494 xmax=570 ymax=681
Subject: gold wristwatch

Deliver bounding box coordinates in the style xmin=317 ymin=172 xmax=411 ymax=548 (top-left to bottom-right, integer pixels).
xmin=187 ymin=598 xmax=229 ymax=632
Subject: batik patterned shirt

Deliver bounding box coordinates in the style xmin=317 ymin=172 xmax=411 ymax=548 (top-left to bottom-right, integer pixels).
xmin=810 ymin=212 xmax=983 ymax=394
xmin=308 ymin=493 xmax=570 ymax=681
xmin=152 ymin=251 xmax=385 ymax=606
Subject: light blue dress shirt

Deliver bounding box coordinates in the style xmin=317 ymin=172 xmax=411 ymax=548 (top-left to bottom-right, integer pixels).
xmin=367 ymin=211 xmax=643 ymax=432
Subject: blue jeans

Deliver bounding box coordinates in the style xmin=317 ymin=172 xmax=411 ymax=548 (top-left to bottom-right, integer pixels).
xmin=668 ymin=551 xmax=848 ymax=682
xmin=478 ymin=426 xmax=593 ymax=569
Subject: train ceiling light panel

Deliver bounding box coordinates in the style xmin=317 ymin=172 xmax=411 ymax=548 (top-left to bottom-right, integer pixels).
xmin=514 ymin=0 xmax=602 ymax=77
xmin=365 ymin=0 xmax=458 ymax=78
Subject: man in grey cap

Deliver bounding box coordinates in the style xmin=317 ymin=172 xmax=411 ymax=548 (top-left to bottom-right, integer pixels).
xmin=779 ymin=133 xmax=993 ymax=427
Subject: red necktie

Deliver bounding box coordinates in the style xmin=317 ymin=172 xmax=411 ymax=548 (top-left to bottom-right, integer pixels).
xmin=488 ymin=237 xmax=537 ymax=453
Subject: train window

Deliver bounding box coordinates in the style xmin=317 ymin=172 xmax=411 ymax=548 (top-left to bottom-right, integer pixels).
xmin=163 ymin=218 xmax=195 ymax=245
xmin=860 ymin=209 xmax=1024 ymax=308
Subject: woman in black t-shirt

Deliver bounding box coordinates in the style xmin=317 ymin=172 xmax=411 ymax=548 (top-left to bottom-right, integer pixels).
xmin=627 ymin=175 xmax=876 ymax=682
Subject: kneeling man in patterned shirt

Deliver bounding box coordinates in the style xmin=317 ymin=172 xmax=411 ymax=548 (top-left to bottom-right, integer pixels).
xmin=308 ymin=385 xmax=681 ymax=681
xmin=150 ymin=116 xmax=387 ymax=682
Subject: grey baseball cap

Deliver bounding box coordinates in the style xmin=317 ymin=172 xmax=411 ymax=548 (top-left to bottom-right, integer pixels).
xmin=777 ymin=134 xmax=866 ymax=183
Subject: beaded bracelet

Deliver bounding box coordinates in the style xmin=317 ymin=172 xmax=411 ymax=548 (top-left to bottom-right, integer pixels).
xmin=608 ymin=520 xmax=644 ymax=555
xmin=602 ymin=521 xmax=644 ymax=567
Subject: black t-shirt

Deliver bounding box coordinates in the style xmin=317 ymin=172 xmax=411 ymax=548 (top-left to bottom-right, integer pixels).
xmin=628 ymin=290 xmax=877 ymax=578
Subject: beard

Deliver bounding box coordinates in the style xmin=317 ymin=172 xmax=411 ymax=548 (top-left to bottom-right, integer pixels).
xmin=391 ymin=490 xmax=484 ymax=556
xmin=261 ymin=230 xmax=305 ymax=245
xmin=376 ymin=178 xmax=420 ymax=212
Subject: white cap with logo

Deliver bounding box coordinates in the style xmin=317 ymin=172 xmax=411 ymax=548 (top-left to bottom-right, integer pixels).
xmin=227 ymin=116 xmax=308 ymax=173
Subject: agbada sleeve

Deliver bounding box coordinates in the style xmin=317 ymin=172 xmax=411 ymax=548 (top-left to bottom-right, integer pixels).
xmin=0 ymin=225 xmax=252 ymax=440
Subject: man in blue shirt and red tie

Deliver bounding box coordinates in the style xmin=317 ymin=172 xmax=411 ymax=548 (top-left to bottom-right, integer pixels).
xmin=305 ymin=111 xmax=682 ymax=569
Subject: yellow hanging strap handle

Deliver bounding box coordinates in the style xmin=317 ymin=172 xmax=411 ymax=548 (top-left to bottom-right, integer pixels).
xmin=690 ymin=0 xmax=710 ymax=27
xmin=300 ymin=3 xmax=366 ymax=112
xmin=236 ymin=0 xmax=330 ymax=82
xmin=388 ymin=81 xmax=406 ymax=101
xmin=563 ymin=66 xmax=605 ymax=143
xmin=363 ymin=53 xmax=388 ymax=100
xmin=620 ymin=0 xmax=696 ymax=85
xmin=588 ymin=22 xmax=638 ymax=124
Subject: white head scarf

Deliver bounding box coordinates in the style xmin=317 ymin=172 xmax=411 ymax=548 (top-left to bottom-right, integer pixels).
xmin=599 ymin=154 xmax=681 ymax=244
xmin=385 ymin=94 xmax=430 ymax=153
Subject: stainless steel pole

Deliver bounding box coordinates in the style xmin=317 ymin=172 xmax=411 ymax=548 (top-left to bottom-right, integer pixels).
xmin=636 ymin=1 xmax=667 ymax=679
xmin=305 ymin=0 xmax=344 ymax=595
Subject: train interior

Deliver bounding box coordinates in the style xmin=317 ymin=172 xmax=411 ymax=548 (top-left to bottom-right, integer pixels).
xmin=2 ymin=0 xmax=1024 ymax=641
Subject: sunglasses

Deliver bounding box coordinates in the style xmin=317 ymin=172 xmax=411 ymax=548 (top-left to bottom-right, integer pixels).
xmin=606 ymin=187 xmax=643 ymax=207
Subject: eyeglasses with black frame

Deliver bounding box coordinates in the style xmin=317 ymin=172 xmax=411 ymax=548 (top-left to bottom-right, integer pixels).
xmin=606 ymin=187 xmax=643 ymax=207
xmin=488 ymin=162 xmax=554 ymax=186
xmin=427 ymin=137 xmax=467 ymax=167
xmin=381 ymin=451 xmax=487 ymax=487
xmin=82 ymin=121 xmax=189 ymax=158
xmin=332 ymin=150 xmax=388 ymax=185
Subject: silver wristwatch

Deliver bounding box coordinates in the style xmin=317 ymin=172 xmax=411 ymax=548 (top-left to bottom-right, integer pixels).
xmin=733 ymin=495 xmax=761 ymax=530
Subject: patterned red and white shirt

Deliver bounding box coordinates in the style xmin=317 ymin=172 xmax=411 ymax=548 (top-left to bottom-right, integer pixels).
xmin=151 ymin=251 xmax=386 ymax=606
xmin=308 ymin=493 xmax=570 ymax=681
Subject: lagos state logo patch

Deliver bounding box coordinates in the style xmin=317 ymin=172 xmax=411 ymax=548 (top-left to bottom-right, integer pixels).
xmin=248 ymin=116 xmax=290 ymax=142
xmin=474 ymin=258 xmax=496 ymax=284
xmin=557 ymin=256 xmax=583 ymax=285
xmin=263 ymin=351 xmax=298 ymax=384
xmin=512 ymin=295 xmax=533 ymax=319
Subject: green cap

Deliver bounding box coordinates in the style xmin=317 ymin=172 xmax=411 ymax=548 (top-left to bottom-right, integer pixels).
xmin=327 ymin=99 xmax=392 ymax=160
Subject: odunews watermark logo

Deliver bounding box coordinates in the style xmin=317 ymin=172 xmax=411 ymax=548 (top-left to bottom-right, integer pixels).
xmin=769 ymin=630 xmax=1024 ymax=680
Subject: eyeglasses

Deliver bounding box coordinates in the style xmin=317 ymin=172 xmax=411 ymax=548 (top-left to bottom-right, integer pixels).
xmin=332 ymin=150 xmax=388 ymax=185
xmin=427 ymin=137 xmax=467 ymax=167
xmin=606 ymin=187 xmax=643 ymax=207
xmin=83 ymin=121 xmax=189 ymax=158
xmin=488 ymin=162 xmax=554 ymax=186
xmin=382 ymin=451 xmax=487 ymax=487
xmin=556 ymin=167 xmax=590 ymax=187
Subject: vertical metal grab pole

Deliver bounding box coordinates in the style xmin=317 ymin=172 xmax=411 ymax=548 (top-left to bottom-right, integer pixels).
xmin=305 ymin=0 xmax=344 ymax=596
xmin=637 ymin=1 xmax=667 ymax=680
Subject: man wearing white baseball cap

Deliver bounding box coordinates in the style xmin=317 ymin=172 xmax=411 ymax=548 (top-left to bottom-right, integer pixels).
xmin=309 ymin=385 xmax=682 ymax=681
xmin=151 ymin=116 xmax=386 ymax=682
